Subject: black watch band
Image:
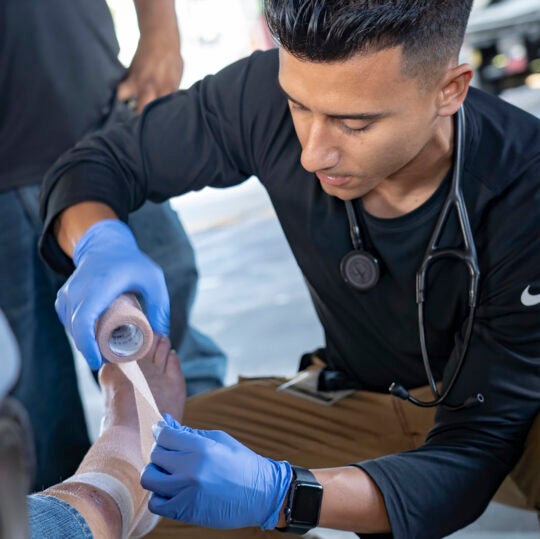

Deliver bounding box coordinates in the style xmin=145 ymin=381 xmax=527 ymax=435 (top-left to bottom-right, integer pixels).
xmin=278 ymin=465 xmax=323 ymax=535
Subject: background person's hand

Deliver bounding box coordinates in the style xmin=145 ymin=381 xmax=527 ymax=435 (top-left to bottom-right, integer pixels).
xmin=141 ymin=414 xmax=293 ymax=530
xmin=117 ymin=35 xmax=183 ymax=113
xmin=55 ymin=219 xmax=170 ymax=370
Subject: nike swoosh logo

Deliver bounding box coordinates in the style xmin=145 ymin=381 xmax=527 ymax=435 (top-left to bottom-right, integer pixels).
xmin=521 ymin=286 xmax=540 ymax=307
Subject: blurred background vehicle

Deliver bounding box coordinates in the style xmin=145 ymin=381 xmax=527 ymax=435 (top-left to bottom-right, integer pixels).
xmin=466 ymin=0 xmax=540 ymax=95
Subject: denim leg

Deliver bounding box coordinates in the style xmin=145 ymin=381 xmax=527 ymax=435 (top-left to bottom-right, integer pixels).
xmin=28 ymin=494 xmax=93 ymax=539
xmin=0 ymin=186 xmax=90 ymax=491
xmin=128 ymin=201 xmax=226 ymax=395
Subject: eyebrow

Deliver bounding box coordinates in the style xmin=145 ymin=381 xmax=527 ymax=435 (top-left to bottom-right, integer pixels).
xmin=279 ymin=84 xmax=389 ymax=121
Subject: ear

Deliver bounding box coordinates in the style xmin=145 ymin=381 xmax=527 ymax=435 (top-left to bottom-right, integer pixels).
xmin=436 ymin=64 xmax=474 ymax=117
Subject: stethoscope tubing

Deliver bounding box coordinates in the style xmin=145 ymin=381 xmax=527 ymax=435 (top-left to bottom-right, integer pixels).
xmin=341 ymin=106 xmax=483 ymax=410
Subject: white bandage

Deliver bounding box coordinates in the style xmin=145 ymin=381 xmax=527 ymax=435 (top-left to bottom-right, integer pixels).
xmin=119 ymin=361 xmax=163 ymax=537
xmin=130 ymin=507 xmax=161 ymax=538
xmin=64 ymin=472 xmax=134 ymax=539
xmin=94 ymin=296 xmax=164 ymax=537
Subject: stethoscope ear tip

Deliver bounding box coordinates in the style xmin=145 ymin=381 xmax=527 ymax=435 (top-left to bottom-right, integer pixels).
xmin=389 ymin=383 xmax=485 ymax=410
xmin=444 ymin=392 xmax=485 ymax=411
xmin=464 ymin=393 xmax=484 ymax=408
xmin=389 ymin=382 xmax=409 ymax=400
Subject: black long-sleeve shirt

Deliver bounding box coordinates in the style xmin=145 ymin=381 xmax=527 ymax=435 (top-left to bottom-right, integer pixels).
xmin=39 ymin=50 xmax=540 ymax=538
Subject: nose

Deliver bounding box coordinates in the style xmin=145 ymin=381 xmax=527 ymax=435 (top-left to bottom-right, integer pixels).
xmin=300 ymin=122 xmax=339 ymax=173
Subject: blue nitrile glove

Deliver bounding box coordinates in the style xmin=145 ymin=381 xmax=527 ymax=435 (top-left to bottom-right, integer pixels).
xmin=55 ymin=219 xmax=170 ymax=370
xmin=141 ymin=413 xmax=293 ymax=530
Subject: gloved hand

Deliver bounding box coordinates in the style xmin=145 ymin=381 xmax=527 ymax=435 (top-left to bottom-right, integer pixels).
xmin=56 ymin=219 xmax=170 ymax=370
xmin=141 ymin=414 xmax=293 ymax=530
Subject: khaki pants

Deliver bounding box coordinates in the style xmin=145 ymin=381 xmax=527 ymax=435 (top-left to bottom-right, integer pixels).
xmin=148 ymin=379 xmax=539 ymax=538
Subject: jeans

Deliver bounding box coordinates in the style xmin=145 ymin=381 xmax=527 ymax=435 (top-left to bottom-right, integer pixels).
xmin=28 ymin=494 xmax=93 ymax=539
xmin=0 ymin=184 xmax=226 ymax=491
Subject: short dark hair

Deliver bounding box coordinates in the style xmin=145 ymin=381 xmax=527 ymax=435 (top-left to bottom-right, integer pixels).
xmin=263 ymin=0 xmax=474 ymax=79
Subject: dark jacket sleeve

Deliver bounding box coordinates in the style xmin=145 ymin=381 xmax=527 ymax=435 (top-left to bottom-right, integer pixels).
xmin=356 ymin=166 xmax=540 ymax=539
xmin=38 ymin=50 xmax=279 ymax=274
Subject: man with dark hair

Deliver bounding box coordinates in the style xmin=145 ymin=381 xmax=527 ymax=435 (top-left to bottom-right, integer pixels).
xmin=265 ymin=0 xmax=470 ymax=76
xmin=39 ymin=1 xmax=538 ymax=538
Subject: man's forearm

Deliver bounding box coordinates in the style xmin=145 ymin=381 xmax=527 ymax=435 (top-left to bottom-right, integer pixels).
xmin=133 ymin=0 xmax=180 ymax=47
xmin=277 ymin=466 xmax=391 ymax=534
xmin=54 ymin=202 xmax=118 ymax=258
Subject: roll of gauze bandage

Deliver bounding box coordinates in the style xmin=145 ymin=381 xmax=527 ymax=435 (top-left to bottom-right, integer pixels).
xmin=95 ymin=292 xmax=162 ymax=451
xmin=96 ymin=294 xmax=154 ymax=363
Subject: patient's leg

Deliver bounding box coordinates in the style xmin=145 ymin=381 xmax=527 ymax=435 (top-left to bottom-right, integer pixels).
xmin=43 ymin=336 xmax=185 ymax=539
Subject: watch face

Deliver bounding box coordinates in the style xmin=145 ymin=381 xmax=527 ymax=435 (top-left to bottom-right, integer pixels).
xmin=289 ymin=480 xmax=324 ymax=526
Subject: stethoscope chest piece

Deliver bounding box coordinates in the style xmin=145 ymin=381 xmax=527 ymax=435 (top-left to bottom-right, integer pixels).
xmin=340 ymin=250 xmax=380 ymax=291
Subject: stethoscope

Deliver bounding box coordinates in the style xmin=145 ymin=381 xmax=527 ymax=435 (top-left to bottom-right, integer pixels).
xmin=340 ymin=107 xmax=484 ymax=410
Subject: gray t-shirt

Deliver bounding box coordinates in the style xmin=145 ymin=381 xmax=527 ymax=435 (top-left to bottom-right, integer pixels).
xmin=0 ymin=0 xmax=126 ymax=191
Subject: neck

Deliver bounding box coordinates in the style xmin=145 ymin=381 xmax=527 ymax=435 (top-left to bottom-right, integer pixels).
xmin=362 ymin=116 xmax=454 ymax=218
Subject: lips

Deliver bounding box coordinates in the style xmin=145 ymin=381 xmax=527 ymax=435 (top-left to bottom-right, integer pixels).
xmin=315 ymin=172 xmax=352 ymax=187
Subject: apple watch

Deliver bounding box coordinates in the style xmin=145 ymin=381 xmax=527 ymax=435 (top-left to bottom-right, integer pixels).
xmin=278 ymin=465 xmax=323 ymax=535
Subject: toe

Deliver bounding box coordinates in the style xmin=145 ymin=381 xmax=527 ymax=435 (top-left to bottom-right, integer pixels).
xmin=153 ymin=336 xmax=171 ymax=368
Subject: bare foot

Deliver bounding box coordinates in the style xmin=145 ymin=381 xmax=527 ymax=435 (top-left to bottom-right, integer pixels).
xmin=98 ymin=360 xmax=138 ymax=431
xmin=98 ymin=333 xmax=186 ymax=431
xmin=138 ymin=335 xmax=186 ymax=421
xmin=43 ymin=365 xmax=138 ymax=539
